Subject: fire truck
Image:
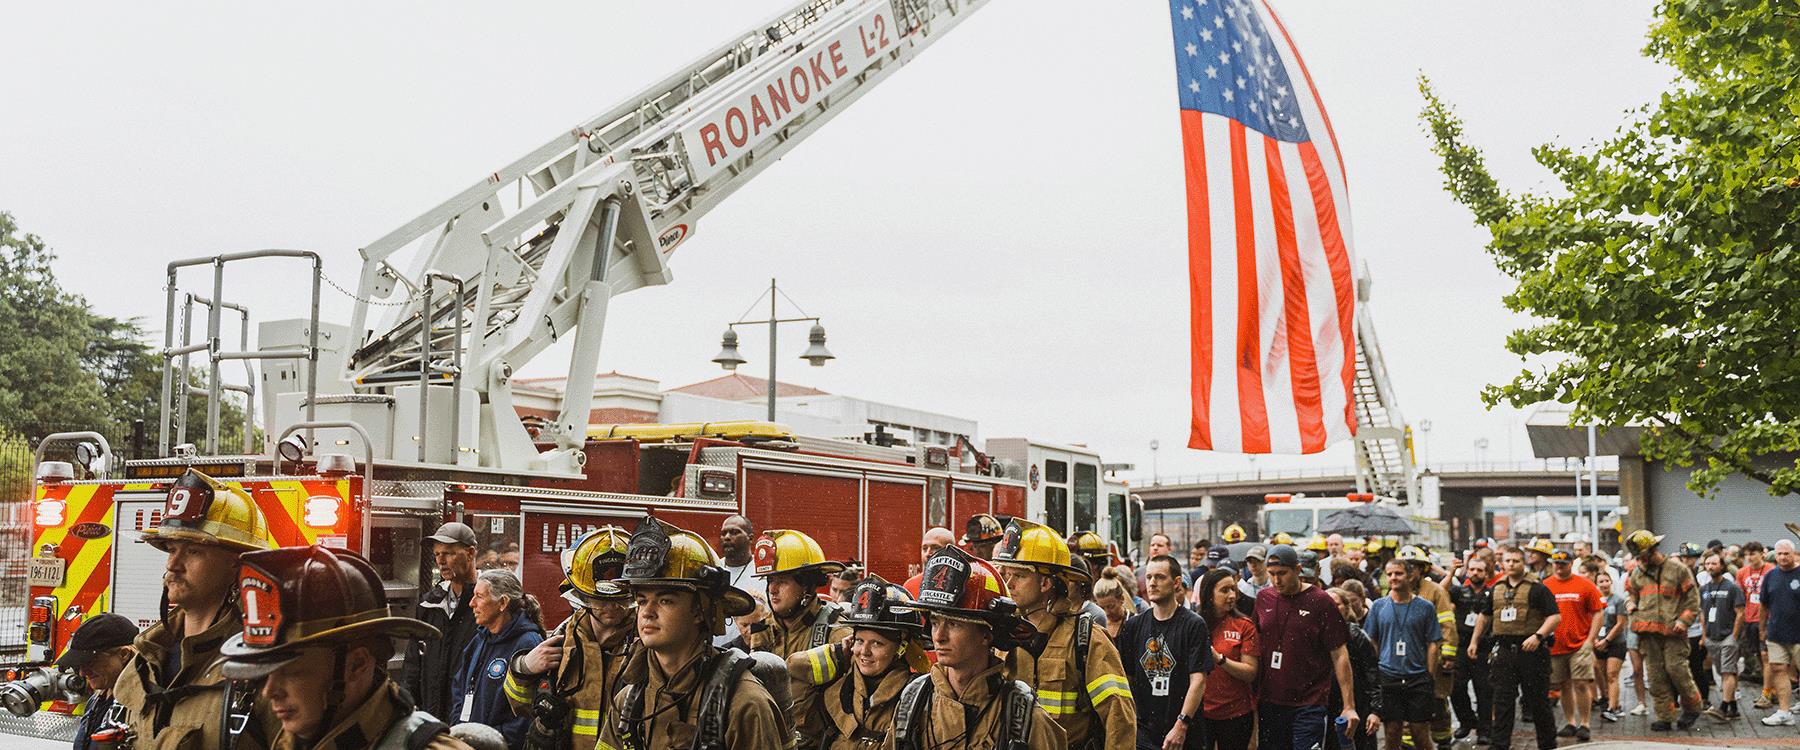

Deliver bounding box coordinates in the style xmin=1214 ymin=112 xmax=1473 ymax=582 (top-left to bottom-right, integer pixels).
xmin=2 ymin=0 xmax=1067 ymax=737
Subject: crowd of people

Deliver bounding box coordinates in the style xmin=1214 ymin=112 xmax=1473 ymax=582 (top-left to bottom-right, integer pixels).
xmin=45 ymin=467 xmax=1800 ymax=749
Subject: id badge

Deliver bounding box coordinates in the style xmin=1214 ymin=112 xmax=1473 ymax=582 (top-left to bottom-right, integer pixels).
xmin=1500 ymin=607 xmax=1518 ymax=622
xmin=1464 ymin=612 xmax=1477 ymax=627
xmin=1395 ymin=640 xmax=1407 ymax=656
xmin=1708 ymin=608 xmax=1718 ymax=623
xmin=461 ymin=693 xmax=474 ymax=722
xmin=1151 ymin=674 xmax=1170 ymax=697
xmin=1270 ymin=650 xmax=1283 ymax=670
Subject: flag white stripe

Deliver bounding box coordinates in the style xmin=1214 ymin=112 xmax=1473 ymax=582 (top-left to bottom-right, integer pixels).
xmin=1203 ymin=113 xmax=1243 ymax=453
xmin=1279 ymin=140 xmax=1354 ymax=444
xmin=1241 ymin=132 xmax=1302 ymax=454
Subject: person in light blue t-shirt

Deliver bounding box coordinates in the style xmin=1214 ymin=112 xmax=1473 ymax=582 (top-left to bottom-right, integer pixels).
xmin=1364 ymin=559 xmax=1442 ymax=750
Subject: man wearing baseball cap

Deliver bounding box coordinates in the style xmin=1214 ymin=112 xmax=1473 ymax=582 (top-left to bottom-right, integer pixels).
xmin=405 ymin=521 xmax=482 ymax=723
xmin=58 ymin=614 xmax=137 ymax=750
xmin=1254 ymin=544 xmax=1359 ymax=750
xmin=1236 ymin=546 xmax=1272 ymax=617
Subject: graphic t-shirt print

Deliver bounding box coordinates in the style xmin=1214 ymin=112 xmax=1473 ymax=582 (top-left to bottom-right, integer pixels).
xmin=1140 ymin=633 xmax=1175 ymax=696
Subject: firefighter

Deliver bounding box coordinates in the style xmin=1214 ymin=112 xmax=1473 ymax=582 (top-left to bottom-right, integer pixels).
xmin=887 ymin=545 xmax=1064 ymax=750
xmin=992 ymin=519 xmax=1135 ymax=749
xmin=507 ymin=526 xmax=636 ymax=750
xmin=600 ymin=517 xmax=785 ymax=749
xmin=1271 ymin=532 xmax=1296 ymax=546
xmin=1471 ymin=545 xmax=1561 ymax=750
xmin=748 ymin=529 xmax=851 ymax=749
xmin=786 ymin=576 xmax=930 ymax=749
xmin=1624 ymin=529 xmax=1704 ymax=731
xmin=109 ymin=469 xmax=275 ymax=750
xmin=1222 ymin=523 xmax=1248 ymax=545
xmin=1397 ymin=546 xmax=1458 ymax=750
xmin=1067 ymin=531 xmax=1112 ymax=574
xmin=962 ymin=514 xmax=1006 ymax=559
xmin=1523 ymin=538 xmax=1555 ymax=581
xmin=215 ymin=544 xmax=469 ymax=750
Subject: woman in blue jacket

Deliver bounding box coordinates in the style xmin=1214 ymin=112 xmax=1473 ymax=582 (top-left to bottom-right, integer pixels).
xmin=452 ymin=568 xmax=545 ymax=749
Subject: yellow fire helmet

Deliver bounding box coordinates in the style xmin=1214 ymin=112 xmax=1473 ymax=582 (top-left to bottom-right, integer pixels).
xmin=1344 ymin=539 xmax=1365 ymax=552
xmin=141 ymin=469 xmax=273 ymax=554
xmin=1523 ymin=538 xmax=1557 ymax=557
xmin=562 ymin=525 xmax=632 ymax=603
xmin=992 ymin=518 xmax=1088 ymax=582
xmin=1067 ymin=530 xmax=1108 ymax=560
xmin=619 ymin=517 xmax=755 ymax=633
xmin=1395 ymin=545 xmax=1431 ymax=564
xmin=1623 ymin=529 xmax=1666 ymax=556
xmin=1305 ymin=535 xmax=1329 ymax=552
xmin=1221 ymin=524 xmax=1248 ymax=544
xmin=751 ymin=529 xmax=847 ymax=581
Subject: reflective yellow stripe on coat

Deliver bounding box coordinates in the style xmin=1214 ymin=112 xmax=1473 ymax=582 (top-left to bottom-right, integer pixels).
xmin=1086 ymin=674 xmax=1131 ymax=706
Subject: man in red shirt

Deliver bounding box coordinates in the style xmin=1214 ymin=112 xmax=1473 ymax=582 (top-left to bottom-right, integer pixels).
xmin=1544 ymin=550 xmax=1605 ymax=741
xmin=1735 ymin=541 xmax=1777 ymax=707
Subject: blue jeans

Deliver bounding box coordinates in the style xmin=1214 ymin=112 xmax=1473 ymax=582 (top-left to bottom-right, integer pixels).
xmin=1259 ymin=702 xmax=1329 ymax=750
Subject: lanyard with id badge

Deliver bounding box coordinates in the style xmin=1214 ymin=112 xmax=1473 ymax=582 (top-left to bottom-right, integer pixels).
xmin=1499 ymin=582 xmax=1522 ymax=624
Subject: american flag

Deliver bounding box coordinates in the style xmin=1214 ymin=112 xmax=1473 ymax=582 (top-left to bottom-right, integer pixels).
xmin=1170 ymin=0 xmax=1357 ymax=454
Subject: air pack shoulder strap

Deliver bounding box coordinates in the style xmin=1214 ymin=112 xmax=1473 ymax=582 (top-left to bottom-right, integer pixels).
xmin=615 ymin=682 xmax=646 ymax=749
xmin=891 ymin=674 xmax=934 ymax=750
xmin=810 ymin=603 xmax=842 ymax=648
xmin=373 ymin=710 xmax=451 ymax=750
xmin=691 ymin=648 xmax=754 ymax=750
xmin=1002 ymin=680 xmax=1036 ymax=750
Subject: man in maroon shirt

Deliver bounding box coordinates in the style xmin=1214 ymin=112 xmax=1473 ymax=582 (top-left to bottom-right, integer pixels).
xmin=1256 ymin=544 xmax=1362 ymax=750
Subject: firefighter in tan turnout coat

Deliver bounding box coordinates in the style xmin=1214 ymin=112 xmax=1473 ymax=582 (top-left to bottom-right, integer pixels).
xmin=599 ymin=518 xmax=786 ymax=750
xmin=1624 ymin=528 xmax=1705 ymax=729
xmin=884 ymin=545 xmax=1063 ymax=750
xmin=108 ymin=470 xmax=277 ymax=750
xmin=786 ymin=576 xmax=930 ymax=750
xmin=992 ymin=519 xmax=1134 ymax=750
xmin=506 ymin=526 xmax=637 ymax=750
xmin=214 ymin=544 xmax=469 ymax=750
xmin=747 ymin=528 xmax=852 ymax=749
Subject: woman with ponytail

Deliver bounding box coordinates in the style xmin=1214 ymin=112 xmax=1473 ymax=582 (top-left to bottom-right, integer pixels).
xmin=454 ymin=568 xmax=546 ymax=749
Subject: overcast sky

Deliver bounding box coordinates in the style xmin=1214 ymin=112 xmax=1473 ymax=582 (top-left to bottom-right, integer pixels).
xmin=1 ymin=1 xmax=1672 ymax=482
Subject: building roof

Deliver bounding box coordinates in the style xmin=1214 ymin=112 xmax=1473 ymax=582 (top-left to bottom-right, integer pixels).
xmin=511 ymin=371 xmax=660 ymax=394
xmin=1525 ymin=402 xmax=1644 ymax=458
xmin=666 ymin=374 xmax=831 ymax=401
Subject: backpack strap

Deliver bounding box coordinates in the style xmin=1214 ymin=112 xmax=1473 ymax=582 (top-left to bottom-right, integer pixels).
xmin=810 ymin=603 xmax=841 ymax=648
xmin=1073 ymin=612 xmax=1093 ymax=711
xmin=1001 ymin=680 xmax=1036 ymax=750
xmin=690 ymin=648 xmax=753 ymax=750
xmin=891 ymin=674 xmax=934 ymax=750
xmin=373 ymin=710 xmax=450 ymax=750
xmin=614 ymin=682 xmax=646 ymax=750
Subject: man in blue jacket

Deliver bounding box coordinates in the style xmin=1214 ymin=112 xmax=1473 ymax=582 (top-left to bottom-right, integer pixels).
xmin=453 ymin=568 xmax=545 ymax=748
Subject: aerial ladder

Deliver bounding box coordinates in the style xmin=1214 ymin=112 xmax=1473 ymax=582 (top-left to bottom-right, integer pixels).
xmin=1349 ymin=263 xmax=1416 ymax=503
xmin=157 ymin=0 xmax=994 ymax=476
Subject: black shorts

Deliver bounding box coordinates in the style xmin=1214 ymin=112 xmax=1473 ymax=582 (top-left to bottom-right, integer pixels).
xmin=1597 ymin=640 xmax=1627 ymax=662
xmin=1379 ymin=673 xmax=1437 ymax=723
xmin=1742 ymin=622 xmax=1764 ymax=654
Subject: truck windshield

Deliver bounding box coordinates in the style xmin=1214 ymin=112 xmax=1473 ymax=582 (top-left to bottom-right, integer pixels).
xmin=1264 ymin=508 xmax=1315 ymax=537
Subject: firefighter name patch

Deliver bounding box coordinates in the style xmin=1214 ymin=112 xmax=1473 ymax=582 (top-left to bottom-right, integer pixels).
xmin=486 ymin=657 xmax=507 ymax=680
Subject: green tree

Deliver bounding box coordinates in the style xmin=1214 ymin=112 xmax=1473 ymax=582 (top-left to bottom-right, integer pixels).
xmin=1418 ymin=1 xmax=1800 ymax=495
xmin=0 ymin=212 xmax=249 ymax=454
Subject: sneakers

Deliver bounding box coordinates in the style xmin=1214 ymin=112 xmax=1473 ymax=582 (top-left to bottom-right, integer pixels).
xmin=1629 ymin=703 xmax=1650 ymax=716
xmin=1575 ymin=726 xmax=1591 ymax=742
xmin=1762 ymin=710 xmax=1797 ymax=727
xmin=1755 ymin=694 xmax=1776 ymax=710
xmin=1600 ymin=708 xmax=1622 ymax=722
xmin=1676 ymin=710 xmax=1700 ymax=730
xmin=1556 ymin=724 xmax=1577 ymax=738
xmin=1704 ymin=705 xmax=1728 ymax=721
xmin=1453 ymin=727 xmax=1473 ymax=740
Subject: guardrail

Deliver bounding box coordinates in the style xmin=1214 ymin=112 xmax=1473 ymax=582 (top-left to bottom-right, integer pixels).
xmin=1133 ymin=456 xmax=1620 ymax=488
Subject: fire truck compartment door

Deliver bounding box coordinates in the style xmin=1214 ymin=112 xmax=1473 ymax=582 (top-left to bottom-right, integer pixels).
xmin=114 ymin=496 xmax=171 ymax=628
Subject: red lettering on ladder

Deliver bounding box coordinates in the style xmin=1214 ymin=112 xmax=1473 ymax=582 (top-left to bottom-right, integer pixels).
xmin=750 ymin=95 xmax=773 ymax=136
xmin=809 ymin=52 xmax=833 ymax=91
xmin=829 ymin=41 xmax=848 ymax=78
xmin=698 ymin=124 xmax=727 ymax=166
xmin=790 ymin=66 xmax=812 ymax=104
xmin=725 ymin=107 xmax=749 ymax=147
xmin=766 ymin=80 xmax=792 ymax=121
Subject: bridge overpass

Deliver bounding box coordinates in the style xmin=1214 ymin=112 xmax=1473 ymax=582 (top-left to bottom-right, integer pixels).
xmin=1131 ymin=458 xmax=1622 ymax=550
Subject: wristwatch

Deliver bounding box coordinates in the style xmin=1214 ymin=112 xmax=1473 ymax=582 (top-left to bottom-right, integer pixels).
xmin=1178 ymin=713 xmax=1195 ymax=726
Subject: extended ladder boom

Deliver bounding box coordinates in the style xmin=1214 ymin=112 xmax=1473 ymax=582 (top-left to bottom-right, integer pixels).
xmin=327 ymin=0 xmax=990 ymax=473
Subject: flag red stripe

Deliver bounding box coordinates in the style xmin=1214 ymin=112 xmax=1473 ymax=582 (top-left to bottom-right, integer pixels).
xmin=1299 ymin=141 xmax=1358 ymax=432
xmin=1259 ymin=0 xmax=1349 ymax=191
xmin=1228 ymin=121 xmax=1270 ymax=453
xmin=1264 ymin=139 xmax=1328 ymax=453
xmin=1182 ymin=110 xmax=1215 ymax=450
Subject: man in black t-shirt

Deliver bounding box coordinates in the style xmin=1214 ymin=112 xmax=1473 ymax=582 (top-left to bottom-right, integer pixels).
xmin=1121 ymin=555 xmax=1215 ymax=750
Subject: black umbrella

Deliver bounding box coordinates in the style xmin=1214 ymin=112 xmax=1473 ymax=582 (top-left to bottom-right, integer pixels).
xmin=1318 ymin=504 xmax=1416 ymax=536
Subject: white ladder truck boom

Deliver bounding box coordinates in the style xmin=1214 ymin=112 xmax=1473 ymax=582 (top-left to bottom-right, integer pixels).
xmin=210 ymin=0 xmax=992 ymax=474
xmin=1349 ymin=262 xmax=1416 ymax=503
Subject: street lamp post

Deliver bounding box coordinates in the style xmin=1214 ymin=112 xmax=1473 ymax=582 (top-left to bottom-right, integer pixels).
xmin=711 ymin=278 xmax=834 ymax=422
xmin=1149 ymin=439 xmax=1160 ymax=486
